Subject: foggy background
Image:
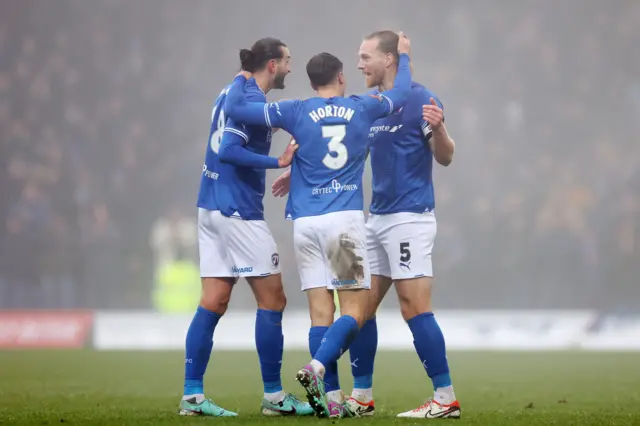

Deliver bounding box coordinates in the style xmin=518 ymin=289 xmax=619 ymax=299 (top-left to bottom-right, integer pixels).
xmin=1 ymin=0 xmax=638 ymax=313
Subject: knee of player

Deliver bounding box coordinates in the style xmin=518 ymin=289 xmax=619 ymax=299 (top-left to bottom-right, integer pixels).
xmin=365 ymin=305 xmax=378 ymax=322
xmin=199 ymin=277 xmax=234 ymax=315
xmin=342 ymin=309 xmax=367 ymax=329
xmin=399 ymin=298 xmax=433 ymax=322
xmin=396 ymin=278 xmax=433 ymax=321
xmin=338 ymin=303 xmax=367 ymax=328
xmin=363 ymin=295 xmax=382 ymax=320
xmin=256 ymin=290 xmax=287 ymax=312
xmin=250 ymin=274 xmax=287 ymax=312
xmin=307 ymin=292 xmax=336 ymax=326
xmin=398 ymin=296 xmax=432 ymax=321
xmin=199 ymin=294 xmax=231 ymax=315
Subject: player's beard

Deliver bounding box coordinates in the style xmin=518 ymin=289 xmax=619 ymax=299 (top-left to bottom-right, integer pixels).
xmin=364 ymin=74 xmax=376 ymax=88
xmin=366 ymin=71 xmax=382 ymax=88
xmin=273 ymin=72 xmax=287 ymax=90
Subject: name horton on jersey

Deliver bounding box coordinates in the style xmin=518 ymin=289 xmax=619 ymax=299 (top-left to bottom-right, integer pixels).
xmin=308 ymin=105 xmax=355 ymax=123
xmin=312 ymin=179 xmax=358 ymax=195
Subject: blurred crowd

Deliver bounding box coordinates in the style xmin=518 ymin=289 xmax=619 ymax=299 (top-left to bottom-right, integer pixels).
xmin=1 ymin=0 xmax=638 ymax=311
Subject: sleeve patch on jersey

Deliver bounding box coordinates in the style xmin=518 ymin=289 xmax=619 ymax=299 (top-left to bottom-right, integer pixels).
xmin=224 ymin=127 xmax=249 ymax=142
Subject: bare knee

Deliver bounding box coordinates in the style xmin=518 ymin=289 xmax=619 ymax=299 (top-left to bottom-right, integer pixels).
xmin=306 ymin=288 xmax=335 ymax=327
xmin=395 ymin=277 xmax=433 ymax=321
xmin=249 ymin=274 xmax=287 ymax=312
xmin=200 ymin=277 xmax=235 ymax=315
xmin=338 ymin=289 xmax=370 ymax=328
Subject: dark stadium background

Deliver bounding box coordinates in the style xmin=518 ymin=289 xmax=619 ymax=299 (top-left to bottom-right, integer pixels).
xmin=0 ymin=1 xmax=638 ymax=424
xmin=2 ymin=0 xmax=638 ymax=312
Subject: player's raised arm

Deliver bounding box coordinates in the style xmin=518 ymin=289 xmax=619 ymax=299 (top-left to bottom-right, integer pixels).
xmin=360 ymin=32 xmax=412 ymax=120
xmin=218 ymin=118 xmax=298 ymax=169
xmin=225 ymin=75 xmax=296 ymax=131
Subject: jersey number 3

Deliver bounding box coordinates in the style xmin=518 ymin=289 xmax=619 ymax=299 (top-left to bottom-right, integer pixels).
xmin=321 ymin=125 xmax=348 ymax=170
xmin=209 ymin=106 xmax=226 ymax=154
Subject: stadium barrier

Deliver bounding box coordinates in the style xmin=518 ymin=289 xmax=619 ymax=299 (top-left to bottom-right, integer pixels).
xmin=91 ymin=310 xmax=640 ymax=352
xmin=1 ymin=310 xmax=638 ymax=351
xmin=0 ymin=310 xmax=94 ymax=348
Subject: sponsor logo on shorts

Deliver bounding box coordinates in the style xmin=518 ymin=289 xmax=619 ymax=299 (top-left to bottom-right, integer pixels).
xmin=232 ymin=266 xmax=253 ymax=274
xmin=331 ymin=278 xmax=363 ymax=289
xmin=400 ymin=261 xmax=411 ymax=271
xmin=271 ymin=253 xmax=279 ymax=267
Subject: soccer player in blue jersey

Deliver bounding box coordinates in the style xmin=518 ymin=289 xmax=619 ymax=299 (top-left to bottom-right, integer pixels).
xmin=342 ymin=30 xmax=461 ymax=419
xmin=183 ymin=37 xmax=313 ymax=417
xmin=223 ymin=33 xmax=413 ymax=418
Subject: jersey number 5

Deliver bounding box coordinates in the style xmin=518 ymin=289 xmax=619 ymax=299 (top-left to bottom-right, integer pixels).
xmin=209 ymin=106 xmax=226 ymax=154
xmin=321 ymin=125 xmax=348 ymax=170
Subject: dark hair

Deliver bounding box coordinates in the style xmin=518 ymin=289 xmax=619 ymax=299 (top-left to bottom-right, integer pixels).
xmin=239 ymin=37 xmax=287 ymax=72
xmin=364 ymin=30 xmax=399 ymax=64
xmin=306 ymin=53 xmax=343 ymax=89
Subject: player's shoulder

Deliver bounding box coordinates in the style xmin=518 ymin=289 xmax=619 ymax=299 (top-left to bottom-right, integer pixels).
xmin=348 ymin=92 xmax=384 ymax=108
xmin=300 ymin=96 xmax=356 ymax=108
xmin=349 ymin=92 xmax=375 ymax=100
xmin=350 ymin=87 xmax=378 ymax=99
xmin=409 ymin=81 xmax=442 ymax=106
xmin=410 ymin=81 xmax=434 ymax=97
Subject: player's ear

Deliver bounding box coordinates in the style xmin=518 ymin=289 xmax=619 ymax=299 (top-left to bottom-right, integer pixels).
xmin=267 ymin=59 xmax=277 ymax=74
xmin=385 ymin=53 xmax=394 ymax=68
xmin=338 ymin=72 xmax=345 ymax=85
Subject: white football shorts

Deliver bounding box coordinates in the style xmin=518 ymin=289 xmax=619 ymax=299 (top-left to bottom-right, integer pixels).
xmin=198 ymin=208 xmax=281 ymax=278
xmin=293 ymin=210 xmax=370 ymax=291
xmin=366 ymin=211 xmax=437 ymax=280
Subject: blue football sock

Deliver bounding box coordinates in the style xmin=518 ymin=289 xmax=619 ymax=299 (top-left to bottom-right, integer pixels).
xmin=313 ymin=315 xmax=359 ymax=369
xmin=407 ymin=312 xmax=452 ymax=390
xmin=256 ymin=309 xmax=284 ymax=393
xmin=309 ymin=326 xmax=340 ymax=392
xmin=350 ymin=317 xmax=377 ymax=390
xmin=184 ymin=306 xmax=221 ymax=396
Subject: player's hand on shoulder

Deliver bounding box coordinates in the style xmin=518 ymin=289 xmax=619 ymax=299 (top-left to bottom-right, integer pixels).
xmin=277 ymin=138 xmax=298 ymax=168
xmin=422 ymin=98 xmax=444 ymax=130
xmin=397 ymin=31 xmax=411 ymax=56
xmin=272 ymin=169 xmax=291 ymax=197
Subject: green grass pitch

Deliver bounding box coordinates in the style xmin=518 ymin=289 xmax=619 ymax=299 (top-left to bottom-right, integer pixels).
xmin=0 ymin=350 xmax=638 ymax=425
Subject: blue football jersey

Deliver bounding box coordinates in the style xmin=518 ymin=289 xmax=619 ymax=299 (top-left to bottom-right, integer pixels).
xmin=224 ymin=54 xmax=414 ymax=220
xmin=196 ymin=85 xmax=241 ymax=212
xmin=196 ymin=79 xmax=273 ymax=220
xmin=368 ymin=82 xmax=443 ymax=214
xmin=275 ymin=96 xmax=387 ymax=219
